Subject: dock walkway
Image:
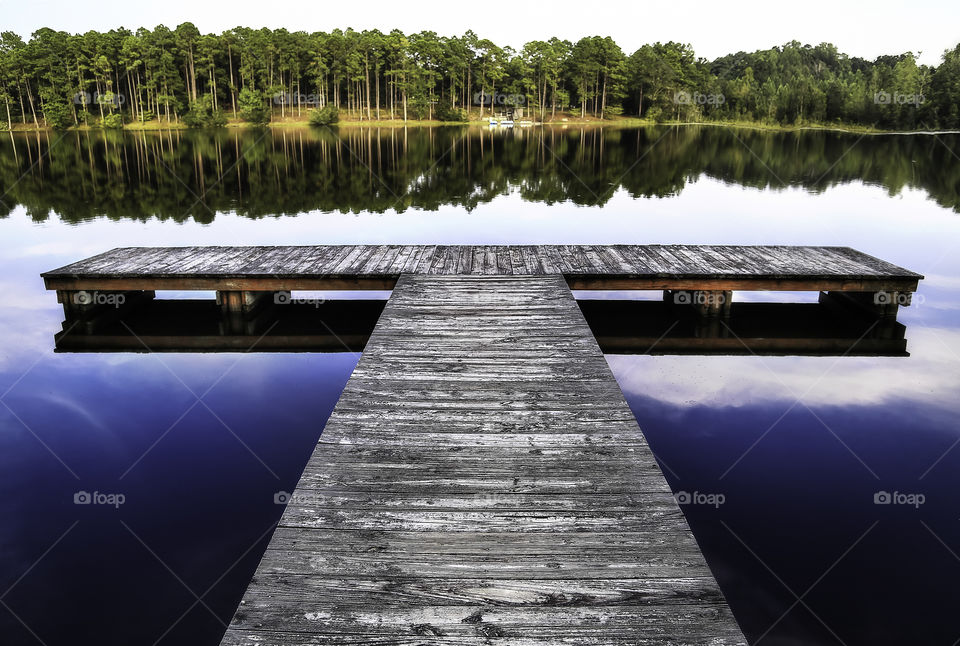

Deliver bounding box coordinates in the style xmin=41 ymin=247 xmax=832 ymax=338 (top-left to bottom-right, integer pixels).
xmin=218 ymin=274 xmax=745 ymax=645
xmin=41 ymin=245 xmax=924 ymax=644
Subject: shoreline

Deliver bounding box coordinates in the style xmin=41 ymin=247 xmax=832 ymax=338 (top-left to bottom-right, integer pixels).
xmin=4 ymin=117 xmax=958 ymax=136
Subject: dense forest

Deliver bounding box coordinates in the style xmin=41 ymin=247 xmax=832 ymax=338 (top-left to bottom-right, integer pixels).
xmin=0 ymin=26 xmax=958 ymax=130
xmin=2 ymin=127 xmax=958 ymax=220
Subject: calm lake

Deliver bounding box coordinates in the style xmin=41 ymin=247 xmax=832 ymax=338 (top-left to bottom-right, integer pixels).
xmin=1 ymin=125 xmax=959 ymax=645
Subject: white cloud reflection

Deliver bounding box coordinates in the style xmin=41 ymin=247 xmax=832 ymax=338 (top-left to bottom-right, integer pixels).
xmin=607 ymin=326 xmax=960 ymax=410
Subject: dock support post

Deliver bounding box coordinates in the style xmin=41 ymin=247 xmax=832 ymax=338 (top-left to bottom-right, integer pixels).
xmin=664 ymin=289 xmax=733 ymax=339
xmin=820 ymin=290 xmax=910 ymax=341
xmin=217 ymin=290 xmax=275 ymax=335
xmin=666 ymin=289 xmax=732 ymax=318
xmin=700 ymin=290 xmax=732 ymax=318
xmin=820 ymin=290 xmax=910 ymax=319
xmin=57 ymin=290 xmax=155 ymax=333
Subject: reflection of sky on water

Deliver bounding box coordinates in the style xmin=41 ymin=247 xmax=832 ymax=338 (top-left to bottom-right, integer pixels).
xmin=610 ymin=327 xmax=960 ymax=408
xmin=0 ymin=228 xmax=360 ymax=643
xmin=618 ymin=381 xmax=960 ymax=644
xmin=0 ymin=350 xmax=360 ymax=644
xmin=0 ymin=175 xmax=958 ymax=644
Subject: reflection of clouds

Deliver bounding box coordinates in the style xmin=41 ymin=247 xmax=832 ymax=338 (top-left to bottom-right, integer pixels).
xmin=0 ymin=352 xmax=316 ymax=471
xmin=14 ymin=240 xmax=109 ymax=259
xmin=1 ymin=183 xmax=957 ymax=411
xmin=0 ymin=179 xmax=957 ymax=251
xmin=607 ymin=326 xmax=960 ymax=409
xmin=0 ymin=315 xmax=60 ymax=377
xmin=910 ymin=275 xmax=960 ymax=313
xmin=0 ymin=281 xmax=62 ymax=312
xmin=9 ymin=389 xmax=114 ymax=437
xmin=923 ymin=273 xmax=960 ymax=291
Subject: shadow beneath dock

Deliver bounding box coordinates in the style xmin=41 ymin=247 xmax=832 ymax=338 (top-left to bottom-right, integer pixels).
xmin=579 ymin=299 xmax=909 ymax=356
xmin=53 ymin=295 xmax=909 ymax=356
xmin=54 ymin=299 xmax=385 ymax=353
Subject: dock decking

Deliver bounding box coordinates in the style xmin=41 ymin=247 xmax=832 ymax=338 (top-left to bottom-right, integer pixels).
xmin=42 ymin=244 xmax=921 ymax=293
xmin=219 ymin=274 xmax=746 ymax=645
xmin=41 ymin=244 xmax=923 ymax=644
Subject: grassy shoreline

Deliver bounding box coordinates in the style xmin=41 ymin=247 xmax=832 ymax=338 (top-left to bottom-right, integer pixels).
xmin=4 ymin=115 xmax=957 ymax=136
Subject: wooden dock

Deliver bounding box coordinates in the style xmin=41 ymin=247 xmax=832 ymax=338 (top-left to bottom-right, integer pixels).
xmin=43 ymin=244 xmax=921 ymax=333
xmin=219 ymin=274 xmax=745 ymax=645
xmin=41 ymin=245 xmax=922 ymax=644
xmin=43 ymin=244 xmax=921 ymax=294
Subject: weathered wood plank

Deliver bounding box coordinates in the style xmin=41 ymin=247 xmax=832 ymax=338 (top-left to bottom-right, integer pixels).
xmin=234 ymin=575 xmax=728 ymax=606
xmin=225 ymin=604 xmax=744 ymax=641
xmin=43 ymin=244 xmax=923 ymax=284
xmin=219 ymin=274 xmax=746 ymax=645
xmin=264 ymin=528 xmax=704 ymax=555
xmin=217 ymin=631 xmax=747 ymax=645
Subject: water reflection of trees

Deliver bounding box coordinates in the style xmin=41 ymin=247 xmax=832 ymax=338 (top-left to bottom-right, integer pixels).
xmin=0 ymin=126 xmax=957 ymax=222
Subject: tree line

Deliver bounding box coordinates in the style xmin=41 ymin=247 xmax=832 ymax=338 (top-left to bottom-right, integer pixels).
xmin=0 ymin=25 xmax=958 ymax=130
xmin=3 ymin=127 xmax=958 ymax=221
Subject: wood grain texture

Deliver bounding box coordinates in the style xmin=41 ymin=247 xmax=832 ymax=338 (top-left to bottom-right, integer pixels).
xmin=43 ymin=244 xmax=922 ymax=284
xmin=219 ymin=274 xmax=746 ymax=646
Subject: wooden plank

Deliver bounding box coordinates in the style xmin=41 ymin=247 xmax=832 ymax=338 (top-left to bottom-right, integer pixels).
xmin=391 ymin=244 xmax=419 ymax=274
xmin=220 ymin=274 xmax=745 ymax=645
xmin=564 ymin=276 xmax=920 ymax=292
xmin=455 ymin=245 xmax=474 ymax=275
xmin=43 ymin=245 xmax=923 ymax=290
xmin=264 ymin=528 xmax=703 ymax=555
xmin=42 ymin=273 xmax=920 ymax=294
xmin=235 ymin=575 xmax=727 ymax=604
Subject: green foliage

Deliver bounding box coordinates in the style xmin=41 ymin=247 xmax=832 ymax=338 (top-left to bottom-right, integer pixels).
xmin=308 ymin=105 xmax=339 ymax=126
xmin=602 ymin=105 xmax=622 ymax=119
xmin=41 ymin=93 xmax=73 ymax=129
xmin=436 ymin=105 xmax=467 ymax=122
xmin=930 ymin=44 xmax=960 ymax=129
xmin=101 ymin=113 xmax=124 ymax=129
xmin=238 ymin=87 xmax=269 ymax=124
xmin=408 ymin=95 xmax=430 ymax=120
xmin=645 ymin=106 xmax=665 ymax=122
xmin=2 ymin=127 xmax=960 ymax=222
xmin=0 ymin=26 xmax=957 ymax=130
xmin=182 ymin=104 xmax=205 ymax=128
xmin=183 ymin=95 xmax=227 ymax=128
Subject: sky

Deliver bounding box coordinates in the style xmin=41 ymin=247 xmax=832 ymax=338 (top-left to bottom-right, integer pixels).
xmin=6 ymin=0 xmax=959 ymax=65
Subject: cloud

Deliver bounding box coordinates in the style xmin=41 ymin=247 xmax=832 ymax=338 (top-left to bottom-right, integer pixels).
xmin=607 ymin=326 xmax=960 ymax=410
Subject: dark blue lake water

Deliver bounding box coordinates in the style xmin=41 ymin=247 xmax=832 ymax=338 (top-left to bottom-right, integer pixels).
xmin=1 ymin=126 xmax=958 ymax=645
